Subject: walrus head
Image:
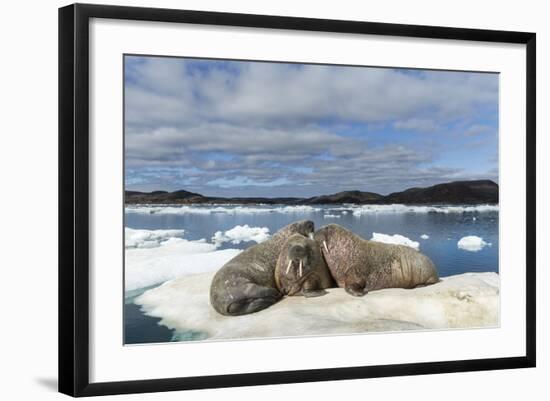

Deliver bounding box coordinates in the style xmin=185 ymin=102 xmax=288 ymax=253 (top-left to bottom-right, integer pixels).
xmin=276 ymin=219 xmax=315 ymax=239
xmin=275 ymin=234 xmax=319 ymax=295
xmin=312 ymin=224 xmax=341 ymax=253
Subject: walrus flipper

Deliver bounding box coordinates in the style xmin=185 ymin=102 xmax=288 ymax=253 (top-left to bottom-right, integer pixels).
xmin=303 ymin=289 xmax=328 ymax=298
xmin=226 ymin=283 xmax=282 ymax=316
xmin=344 ymin=281 xmax=368 ymax=297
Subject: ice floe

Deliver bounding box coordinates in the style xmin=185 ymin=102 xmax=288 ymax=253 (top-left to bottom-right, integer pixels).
xmin=351 ymin=204 xmax=499 ymax=216
xmin=125 ymin=205 xmax=321 ymax=215
xmin=371 ymin=233 xmax=420 ymax=250
xmin=125 ymin=227 xmax=186 ymax=249
xmin=135 ymin=272 xmax=500 ymax=341
xmin=323 ymin=214 xmax=341 ymax=218
xmin=420 ymin=234 xmax=430 ymax=240
xmin=125 ymin=203 xmax=498 ymax=216
xmin=457 ymin=236 xmax=491 ymax=252
xmin=212 ymin=225 xmax=270 ymax=245
xmin=125 ymin=238 xmax=240 ymax=291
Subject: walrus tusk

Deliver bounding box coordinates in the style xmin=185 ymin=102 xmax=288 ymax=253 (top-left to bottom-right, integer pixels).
xmin=308 ymin=233 xmax=314 ymax=240
xmin=299 ymin=260 xmax=303 ymax=277
xmin=286 ymin=260 xmax=292 ymax=274
xmin=323 ymin=241 xmax=329 ymax=253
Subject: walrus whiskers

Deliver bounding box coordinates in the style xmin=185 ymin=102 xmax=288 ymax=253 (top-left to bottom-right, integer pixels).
xmin=286 ymin=259 xmax=292 ymax=274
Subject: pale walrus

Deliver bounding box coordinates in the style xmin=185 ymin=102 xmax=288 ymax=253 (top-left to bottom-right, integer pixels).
xmin=314 ymin=224 xmax=439 ymax=296
xmin=210 ymin=220 xmax=315 ymax=316
xmin=274 ymin=233 xmax=335 ymax=297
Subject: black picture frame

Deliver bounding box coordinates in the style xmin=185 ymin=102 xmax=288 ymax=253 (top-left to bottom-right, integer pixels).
xmin=58 ymin=3 xmax=536 ymax=397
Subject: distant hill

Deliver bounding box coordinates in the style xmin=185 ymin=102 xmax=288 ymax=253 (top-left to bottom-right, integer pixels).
xmin=125 ymin=179 xmax=498 ymax=205
xmin=304 ymin=190 xmax=384 ymax=205
xmin=384 ymin=180 xmax=498 ymax=204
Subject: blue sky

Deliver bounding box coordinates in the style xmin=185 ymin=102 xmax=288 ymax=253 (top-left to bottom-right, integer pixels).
xmin=124 ymin=55 xmax=498 ymax=197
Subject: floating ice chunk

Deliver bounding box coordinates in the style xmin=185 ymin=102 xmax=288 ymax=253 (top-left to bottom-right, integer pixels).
xmin=212 ymin=225 xmax=270 ymax=245
xmin=420 ymin=234 xmax=430 ymax=239
xmin=371 ymin=233 xmax=420 ymax=250
xmin=323 ymin=214 xmax=341 ymax=218
xmin=135 ymin=272 xmax=500 ymax=341
xmin=457 ymin=236 xmax=491 ymax=252
xmin=125 ymin=227 xmax=185 ymax=249
xmin=125 ymin=238 xmax=240 ymax=291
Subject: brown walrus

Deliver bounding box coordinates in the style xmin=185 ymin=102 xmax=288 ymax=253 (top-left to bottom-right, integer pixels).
xmin=314 ymin=224 xmax=439 ymax=296
xmin=274 ymin=233 xmax=335 ymax=297
xmin=210 ymin=220 xmax=315 ymax=316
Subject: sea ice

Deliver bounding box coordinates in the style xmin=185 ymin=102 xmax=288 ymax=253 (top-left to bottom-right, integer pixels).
xmin=125 ymin=238 xmax=240 ymax=291
xmin=125 ymin=227 xmax=186 ymax=249
xmin=135 ymin=272 xmax=500 ymax=341
xmin=212 ymin=225 xmax=270 ymax=245
xmin=351 ymin=204 xmax=499 ymax=216
xmin=420 ymin=234 xmax=430 ymax=239
xmin=323 ymin=214 xmax=341 ymax=218
xmin=371 ymin=233 xmax=420 ymax=250
xmin=125 ymin=204 xmax=498 ymax=217
xmin=125 ymin=205 xmax=321 ymax=215
xmin=457 ymin=236 xmax=491 ymax=252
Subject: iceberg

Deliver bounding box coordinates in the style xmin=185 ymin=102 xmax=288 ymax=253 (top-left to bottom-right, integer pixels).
xmin=457 ymin=236 xmax=491 ymax=252
xmin=420 ymin=234 xmax=430 ymax=240
xmin=212 ymin=225 xmax=271 ymax=245
xmin=135 ymin=272 xmax=500 ymax=341
xmin=371 ymin=233 xmax=420 ymax=250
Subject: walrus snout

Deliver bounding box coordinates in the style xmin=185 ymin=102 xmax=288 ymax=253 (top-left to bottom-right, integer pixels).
xmin=285 ymin=258 xmax=305 ymax=277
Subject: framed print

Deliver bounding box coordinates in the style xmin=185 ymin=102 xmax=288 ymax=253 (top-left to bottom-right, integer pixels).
xmin=58 ymin=3 xmax=536 ymax=397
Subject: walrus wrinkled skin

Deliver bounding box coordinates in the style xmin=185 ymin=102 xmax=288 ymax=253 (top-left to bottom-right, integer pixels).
xmin=314 ymin=224 xmax=439 ymax=297
xmin=274 ymin=233 xmax=335 ymax=298
xmin=210 ymin=220 xmax=315 ymax=316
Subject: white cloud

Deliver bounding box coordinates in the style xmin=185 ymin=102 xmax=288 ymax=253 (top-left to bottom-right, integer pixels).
xmin=125 ymin=58 xmax=498 ymax=129
xmin=123 ymin=57 xmax=499 ymax=195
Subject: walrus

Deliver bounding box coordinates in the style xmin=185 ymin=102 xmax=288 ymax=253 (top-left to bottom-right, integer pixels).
xmin=274 ymin=233 xmax=335 ymax=297
xmin=314 ymin=224 xmax=439 ymax=296
xmin=210 ymin=220 xmax=315 ymax=316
